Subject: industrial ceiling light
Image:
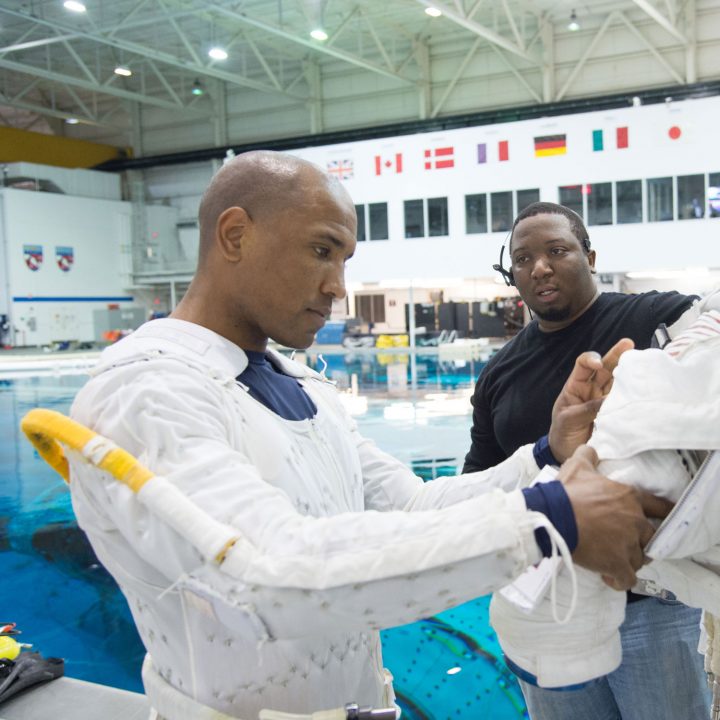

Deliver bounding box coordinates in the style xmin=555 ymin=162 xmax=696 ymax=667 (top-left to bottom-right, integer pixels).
xmin=310 ymin=28 xmax=328 ymax=41
xmin=63 ymin=1 xmax=86 ymax=12
xmin=208 ymin=46 xmax=228 ymax=60
xmin=310 ymin=0 xmax=329 ymax=41
xmin=567 ymin=9 xmax=580 ymax=31
xmin=191 ymin=79 xmax=205 ymax=96
xmin=425 ymin=6 xmax=442 ymax=17
xmin=114 ymin=66 xmax=132 ymax=77
xmin=65 ymin=117 xmax=79 ymax=124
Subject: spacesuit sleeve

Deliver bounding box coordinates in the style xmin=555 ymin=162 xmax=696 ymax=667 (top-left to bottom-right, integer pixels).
xmin=662 ymin=287 xmax=720 ymax=339
xmin=69 ymin=365 xmax=544 ymax=642
xmin=353 ymin=419 xmax=540 ymax=512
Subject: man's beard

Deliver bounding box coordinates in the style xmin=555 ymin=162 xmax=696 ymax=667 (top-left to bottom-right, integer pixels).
xmin=533 ymin=304 xmax=572 ymax=322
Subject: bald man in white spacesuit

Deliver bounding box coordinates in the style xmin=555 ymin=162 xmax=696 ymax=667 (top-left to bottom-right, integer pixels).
xmin=68 ymin=151 xmax=668 ymax=720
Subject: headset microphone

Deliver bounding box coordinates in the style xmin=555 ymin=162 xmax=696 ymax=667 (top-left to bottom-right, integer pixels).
xmin=492 ymin=242 xmax=515 ymax=287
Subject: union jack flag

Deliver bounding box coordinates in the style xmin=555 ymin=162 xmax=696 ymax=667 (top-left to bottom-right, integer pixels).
xmin=327 ymin=159 xmax=354 ymax=181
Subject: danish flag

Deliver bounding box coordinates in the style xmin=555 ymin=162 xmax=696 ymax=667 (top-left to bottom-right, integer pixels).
xmin=424 ymin=146 xmax=454 ymax=170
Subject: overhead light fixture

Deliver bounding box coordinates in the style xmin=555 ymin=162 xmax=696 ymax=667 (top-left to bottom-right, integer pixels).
xmin=568 ymin=9 xmax=580 ymax=31
xmin=208 ymin=47 xmax=228 ymax=60
xmin=632 ymin=95 xmax=642 ymax=107
xmin=63 ymin=1 xmax=87 ymax=12
xmin=65 ymin=117 xmax=79 ymax=124
xmin=310 ymin=28 xmax=328 ymax=41
xmin=425 ymin=6 xmax=442 ymax=17
xmin=191 ymin=79 xmax=205 ymax=96
xmin=114 ymin=66 xmax=132 ymax=77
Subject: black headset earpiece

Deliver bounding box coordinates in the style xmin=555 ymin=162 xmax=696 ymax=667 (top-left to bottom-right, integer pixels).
xmin=492 ymin=239 xmax=515 ymax=287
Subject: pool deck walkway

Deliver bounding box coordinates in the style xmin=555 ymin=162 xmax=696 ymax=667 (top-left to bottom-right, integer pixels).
xmin=0 ymin=338 xmax=502 ymax=379
xmin=0 ymin=677 xmax=149 ymax=720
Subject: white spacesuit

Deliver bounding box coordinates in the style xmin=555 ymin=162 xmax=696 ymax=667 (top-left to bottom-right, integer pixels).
xmin=490 ymin=295 xmax=720 ymax=690
xmin=68 ymin=318 xmax=562 ymax=720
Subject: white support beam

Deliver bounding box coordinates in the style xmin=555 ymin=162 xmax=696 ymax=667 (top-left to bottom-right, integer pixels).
xmin=146 ymin=60 xmax=184 ymax=106
xmin=107 ymin=0 xmax=153 ymax=38
xmin=284 ymin=70 xmax=306 ymax=95
xmin=466 ymin=0 xmax=486 ymax=21
xmin=60 ymin=38 xmax=98 ymax=84
xmin=11 ymin=77 xmax=41 ymax=103
xmin=631 ymin=0 xmax=687 ymax=43
xmin=243 ymin=32 xmax=284 ymax=92
xmin=488 ymin=44 xmax=541 ymax=103
xmin=415 ymin=0 xmax=538 ymax=65
xmin=63 ymin=83 xmax=94 ymax=119
xmin=208 ymin=3 xmax=416 ymax=85
xmin=0 ymin=91 xmax=107 ymax=128
xmin=415 ymin=38 xmax=431 ymax=120
xmin=617 ymin=11 xmax=684 ymax=84
xmin=131 ymin=101 xmax=143 ymax=156
xmin=327 ymin=7 xmax=361 ymax=48
xmin=213 ymin=80 xmax=228 ymax=147
xmin=431 ymin=37 xmax=481 ymax=118
xmin=0 ymin=25 xmax=77 ymax=56
xmin=0 ymin=6 xmax=304 ymax=98
xmin=157 ymin=0 xmax=203 ymax=66
xmin=540 ymin=15 xmax=554 ymax=103
xmin=304 ymin=59 xmax=323 ymax=134
xmin=0 ymin=57 xmax=186 ymax=110
xmin=360 ymin=9 xmax=395 ymax=72
xmin=556 ymin=11 xmax=617 ymax=101
xmin=502 ymin=0 xmax=525 ymax=52
xmin=0 ymin=6 xmax=199 ymax=53
xmin=685 ymin=0 xmax=697 ymax=83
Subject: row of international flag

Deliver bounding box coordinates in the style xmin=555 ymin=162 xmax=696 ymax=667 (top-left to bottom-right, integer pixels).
xmin=326 ymin=125 xmax=683 ymax=181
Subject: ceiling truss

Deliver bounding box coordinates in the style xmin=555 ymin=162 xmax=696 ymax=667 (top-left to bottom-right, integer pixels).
xmin=0 ymin=0 xmax=710 ymax=149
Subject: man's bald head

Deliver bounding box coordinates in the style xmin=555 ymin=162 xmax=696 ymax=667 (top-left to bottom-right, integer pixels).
xmin=197 ymin=150 xmax=343 ymax=267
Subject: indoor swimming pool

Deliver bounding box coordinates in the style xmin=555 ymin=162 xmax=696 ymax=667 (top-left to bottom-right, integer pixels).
xmin=0 ymin=352 xmax=527 ymax=719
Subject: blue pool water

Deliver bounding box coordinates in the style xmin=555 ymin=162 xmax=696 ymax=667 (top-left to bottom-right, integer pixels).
xmin=0 ymin=352 xmax=527 ymax=718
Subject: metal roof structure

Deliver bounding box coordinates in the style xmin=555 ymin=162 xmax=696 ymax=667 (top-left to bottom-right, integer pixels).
xmin=0 ymin=0 xmax=718 ymax=154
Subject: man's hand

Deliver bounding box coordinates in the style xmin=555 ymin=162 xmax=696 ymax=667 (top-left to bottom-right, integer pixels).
xmin=560 ymin=446 xmax=673 ymax=590
xmin=548 ymin=338 xmax=634 ymax=463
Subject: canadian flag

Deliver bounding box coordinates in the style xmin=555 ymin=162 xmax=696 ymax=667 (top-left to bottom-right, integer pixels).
xmin=424 ymin=146 xmax=454 ymax=170
xmin=375 ymin=153 xmax=403 ymax=175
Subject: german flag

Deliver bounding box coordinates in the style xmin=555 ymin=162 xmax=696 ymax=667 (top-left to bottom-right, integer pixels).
xmin=534 ymin=134 xmax=567 ymax=157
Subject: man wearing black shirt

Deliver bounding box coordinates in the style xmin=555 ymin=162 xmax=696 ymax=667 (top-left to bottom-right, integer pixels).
xmin=464 ymin=202 xmax=708 ymax=719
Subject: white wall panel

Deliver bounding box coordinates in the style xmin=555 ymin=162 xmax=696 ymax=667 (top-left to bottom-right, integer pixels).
xmin=292 ymin=94 xmax=720 ymax=282
xmin=125 ymin=93 xmax=720 ymax=301
xmin=1 ymin=189 xmax=137 ymax=345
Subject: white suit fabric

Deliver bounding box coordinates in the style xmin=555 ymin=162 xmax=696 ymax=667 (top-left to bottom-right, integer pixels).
xmin=490 ymin=296 xmax=720 ymax=690
xmin=69 ymin=318 xmax=548 ymax=720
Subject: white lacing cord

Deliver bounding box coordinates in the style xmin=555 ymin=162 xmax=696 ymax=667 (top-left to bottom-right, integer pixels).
xmin=532 ymin=513 xmax=578 ymax=625
xmin=316 ymin=353 xmax=328 ymax=378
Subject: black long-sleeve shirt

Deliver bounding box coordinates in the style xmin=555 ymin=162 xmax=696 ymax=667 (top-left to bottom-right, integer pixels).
xmin=463 ymin=291 xmax=696 ymax=473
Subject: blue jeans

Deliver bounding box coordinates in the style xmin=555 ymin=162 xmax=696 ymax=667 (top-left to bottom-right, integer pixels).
xmin=518 ymin=598 xmax=710 ymax=720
